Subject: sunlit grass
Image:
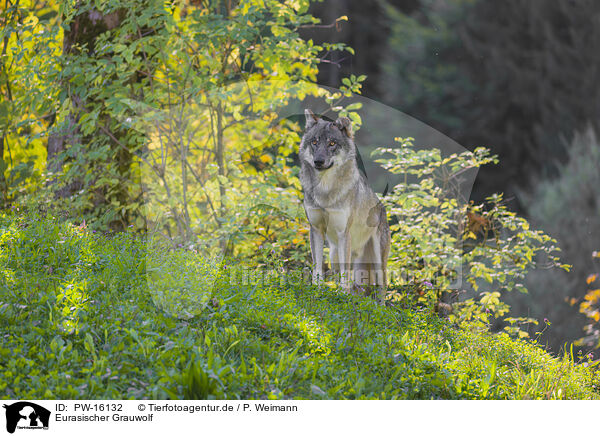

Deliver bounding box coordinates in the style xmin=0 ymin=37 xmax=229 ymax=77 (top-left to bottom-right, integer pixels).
xmin=0 ymin=211 xmax=598 ymax=399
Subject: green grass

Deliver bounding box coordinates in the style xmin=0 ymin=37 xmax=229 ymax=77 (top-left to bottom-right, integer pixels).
xmin=0 ymin=211 xmax=598 ymax=399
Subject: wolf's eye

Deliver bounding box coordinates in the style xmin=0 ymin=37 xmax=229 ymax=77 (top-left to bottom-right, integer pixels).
xmin=311 ymin=140 xmax=317 ymax=145
xmin=328 ymin=141 xmax=336 ymax=147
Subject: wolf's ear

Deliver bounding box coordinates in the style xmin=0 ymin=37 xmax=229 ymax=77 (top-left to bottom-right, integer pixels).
xmin=304 ymin=109 xmax=319 ymax=129
xmin=335 ymin=116 xmax=353 ymax=138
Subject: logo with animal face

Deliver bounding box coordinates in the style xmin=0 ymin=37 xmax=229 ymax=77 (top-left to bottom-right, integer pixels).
xmin=3 ymin=402 xmax=50 ymax=434
xmin=300 ymin=109 xmax=354 ymax=171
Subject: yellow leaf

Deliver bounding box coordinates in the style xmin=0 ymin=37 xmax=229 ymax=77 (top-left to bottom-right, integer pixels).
xmin=24 ymin=15 xmax=39 ymax=27
xmin=584 ymin=289 xmax=600 ymax=303
xmin=587 ymin=274 xmax=598 ymax=285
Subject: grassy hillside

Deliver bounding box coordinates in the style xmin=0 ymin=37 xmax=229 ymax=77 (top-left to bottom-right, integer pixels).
xmin=1 ymin=212 xmax=598 ymax=399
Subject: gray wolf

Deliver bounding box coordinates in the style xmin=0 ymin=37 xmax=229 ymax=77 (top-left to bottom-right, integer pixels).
xmin=299 ymin=109 xmax=391 ymax=303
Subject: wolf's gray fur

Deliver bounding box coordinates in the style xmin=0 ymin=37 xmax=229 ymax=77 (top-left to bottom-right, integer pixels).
xmin=299 ymin=109 xmax=391 ymax=303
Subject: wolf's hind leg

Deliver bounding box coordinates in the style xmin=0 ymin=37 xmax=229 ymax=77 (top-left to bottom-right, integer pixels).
xmin=370 ymin=235 xmax=386 ymax=304
xmin=354 ymin=240 xmax=372 ymax=290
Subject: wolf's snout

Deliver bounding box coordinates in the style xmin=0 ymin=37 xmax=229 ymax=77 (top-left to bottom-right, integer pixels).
xmin=313 ymin=158 xmax=332 ymax=170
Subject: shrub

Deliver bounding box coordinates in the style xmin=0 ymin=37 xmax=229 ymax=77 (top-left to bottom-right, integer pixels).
xmin=374 ymin=138 xmax=567 ymax=332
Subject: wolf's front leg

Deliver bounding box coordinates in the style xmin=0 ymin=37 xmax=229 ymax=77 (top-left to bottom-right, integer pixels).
xmin=309 ymin=225 xmax=325 ymax=285
xmin=336 ymin=231 xmax=352 ymax=293
xmin=329 ymin=245 xmax=339 ymax=273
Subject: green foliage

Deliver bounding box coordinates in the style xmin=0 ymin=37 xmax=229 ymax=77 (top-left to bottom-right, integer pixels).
xmin=53 ymin=0 xmax=176 ymax=230
xmin=3 ymin=0 xmax=342 ymax=234
xmin=0 ymin=1 xmax=61 ymax=206
xmin=374 ymin=138 xmax=567 ymax=331
xmin=132 ymin=0 xmax=358 ymax=262
xmin=1 ymin=211 xmax=597 ymax=399
xmin=146 ymin=246 xmax=219 ymax=320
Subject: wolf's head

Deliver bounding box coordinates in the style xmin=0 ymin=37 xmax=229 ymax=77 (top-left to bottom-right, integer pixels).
xmin=300 ymin=109 xmax=355 ymax=172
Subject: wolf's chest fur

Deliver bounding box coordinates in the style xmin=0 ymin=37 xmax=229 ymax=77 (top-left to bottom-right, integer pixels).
xmin=304 ymin=170 xmax=379 ymax=256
